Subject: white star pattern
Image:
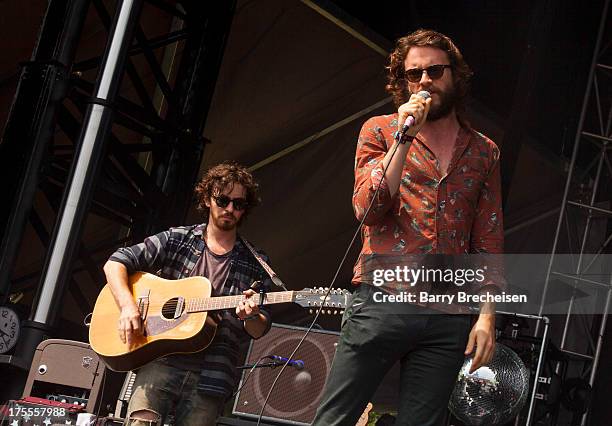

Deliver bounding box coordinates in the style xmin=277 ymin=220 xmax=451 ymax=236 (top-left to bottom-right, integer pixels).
xmin=10 ymin=420 xmax=18 ymax=426
xmin=43 ymin=417 xmax=52 ymax=426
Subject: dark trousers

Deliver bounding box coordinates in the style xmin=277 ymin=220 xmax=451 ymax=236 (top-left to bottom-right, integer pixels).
xmin=312 ymin=285 xmax=471 ymax=426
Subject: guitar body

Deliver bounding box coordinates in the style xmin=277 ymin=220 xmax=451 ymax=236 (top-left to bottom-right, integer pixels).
xmin=89 ymin=272 xmax=216 ymax=372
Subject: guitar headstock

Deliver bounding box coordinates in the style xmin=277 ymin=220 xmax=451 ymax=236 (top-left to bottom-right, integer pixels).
xmin=294 ymin=288 xmax=351 ymax=316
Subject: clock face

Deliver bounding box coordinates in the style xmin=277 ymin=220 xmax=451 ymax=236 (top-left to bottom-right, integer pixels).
xmin=0 ymin=306 xmax=20 ymax=354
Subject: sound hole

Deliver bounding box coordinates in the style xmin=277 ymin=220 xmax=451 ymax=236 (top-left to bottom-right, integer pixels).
xmin=161 ymin=297 xmax=184 ymax=320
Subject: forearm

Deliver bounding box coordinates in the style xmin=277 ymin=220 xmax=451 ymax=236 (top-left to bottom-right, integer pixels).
xmin=103 ymin=260 xmax=137 ymax=309
xmin=379 ymin=142 xmax=409 ymax=197
xmin=105 ymin=260 xmax=144 ymax=344
xmin=477 ymin=299 xmax=496 ymax=328
xmin=243 ymin=313 xmax=269 ymax=339
xmin=353 ymin=144 xmax=407 ymax=224
xmin=466 ymin=302 xmax=496 ymax=372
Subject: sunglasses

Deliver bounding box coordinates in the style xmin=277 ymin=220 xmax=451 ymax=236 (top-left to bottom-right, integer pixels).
xmin=214 ymin=195 xmax=248 ymax=211
xmin=404 ymin=64 xmax=452 ymax=83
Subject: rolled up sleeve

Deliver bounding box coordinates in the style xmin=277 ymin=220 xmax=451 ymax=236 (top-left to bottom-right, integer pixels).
xmin=108 ymin=230 xmax=170 ymax=274
xmin=353 ymin=118 xmax=394 ymax=225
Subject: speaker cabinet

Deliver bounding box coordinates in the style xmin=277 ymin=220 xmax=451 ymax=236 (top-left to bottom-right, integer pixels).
xmin=233 ymin=324 xmax=339 ymax=425
xmin=22 ymin=339 xmax=123 ymax=414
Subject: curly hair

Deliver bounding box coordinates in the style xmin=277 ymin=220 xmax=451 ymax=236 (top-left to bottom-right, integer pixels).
xmin=386 ymin=29 xmax=473 ymax=115
xmin=194 ymin=161 xmax=260 ymax=221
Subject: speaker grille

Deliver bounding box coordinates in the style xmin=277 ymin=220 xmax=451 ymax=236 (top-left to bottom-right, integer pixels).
xmin=234 ymin=324 xmax=339 ymax=425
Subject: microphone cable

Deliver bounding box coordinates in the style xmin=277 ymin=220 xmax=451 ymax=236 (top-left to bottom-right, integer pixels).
xmin=232 ymin=355 xmax=272 ymax=399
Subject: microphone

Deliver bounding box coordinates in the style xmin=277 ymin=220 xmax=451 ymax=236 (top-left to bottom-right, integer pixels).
xmin=399 ymin=90 xmax=431 ymax=139
xmin=267 ymin=355 xmax=305 ymax=370
xmin=293 ymin=370 xmax=312 ymax=390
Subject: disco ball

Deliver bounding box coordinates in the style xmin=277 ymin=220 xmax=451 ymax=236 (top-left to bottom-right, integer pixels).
xmin=449 ymin=343 xmax=530 ymax=425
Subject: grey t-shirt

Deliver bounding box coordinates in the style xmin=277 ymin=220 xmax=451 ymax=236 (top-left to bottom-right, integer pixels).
xmin=161 ymin=245 xmax=235 ymax=372
xmin=191 ymin=246 xmax=232 ymax=295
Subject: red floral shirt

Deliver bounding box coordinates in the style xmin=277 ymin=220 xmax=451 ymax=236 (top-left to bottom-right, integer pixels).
xmin=352 ymin=113 xmax=504 ymax=289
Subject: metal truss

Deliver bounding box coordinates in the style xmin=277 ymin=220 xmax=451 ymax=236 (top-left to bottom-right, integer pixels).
xmin=0 ymin=0 xmax=235 ymax=370
xmin=536 ymin=0 xmax=612 ymax=423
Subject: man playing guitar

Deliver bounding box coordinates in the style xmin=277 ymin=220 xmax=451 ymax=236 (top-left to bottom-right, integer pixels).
xmin=103 ymin=162 xmax=272 ymax=426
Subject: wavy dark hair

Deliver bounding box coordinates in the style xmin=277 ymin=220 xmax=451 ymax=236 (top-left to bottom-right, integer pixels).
xmin=386 ymin=29 xmax=473 ymax=117
xmin=194 ymin=161 xmax=260 ymax=221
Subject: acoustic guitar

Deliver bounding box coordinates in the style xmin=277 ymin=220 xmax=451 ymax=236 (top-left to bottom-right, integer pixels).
xmin=89 ymin=272 xmax=349 ymax=371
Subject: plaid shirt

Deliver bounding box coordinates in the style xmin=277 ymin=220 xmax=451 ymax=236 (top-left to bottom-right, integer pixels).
xmin=109 ymin=223 xmax=271 ymax=398
xmin=353 ymin=114 xmax=504 ymax=295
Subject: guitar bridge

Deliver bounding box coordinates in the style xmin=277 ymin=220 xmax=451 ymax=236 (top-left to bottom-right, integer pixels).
xmin=174 ymin=297 xmax=184 ymax=319
xmin=137 ymin=289 xmax=150 ymax=322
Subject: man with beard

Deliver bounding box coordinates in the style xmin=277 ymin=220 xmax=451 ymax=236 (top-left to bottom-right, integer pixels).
xmin=103 ymin=162 xmax=272 ymax=426
xmin=313 ymin=29 xmax=503 ymax=426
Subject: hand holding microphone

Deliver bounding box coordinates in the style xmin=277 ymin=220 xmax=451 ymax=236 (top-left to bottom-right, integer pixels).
xmin=397 ymin=90 xmax=431 ymax=143
xmin=375 ymin=90 xmax=431 ymax=198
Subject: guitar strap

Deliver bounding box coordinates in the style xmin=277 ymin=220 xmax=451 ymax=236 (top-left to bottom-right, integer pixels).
xmin=240 ymin=236 xmax=287 ymax=290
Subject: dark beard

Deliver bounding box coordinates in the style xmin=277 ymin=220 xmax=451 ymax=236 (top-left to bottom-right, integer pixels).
xmin=426 ymin=86 xmax=457 ymax=121
xmin=212 ymin=214 xmax=237 ymax=231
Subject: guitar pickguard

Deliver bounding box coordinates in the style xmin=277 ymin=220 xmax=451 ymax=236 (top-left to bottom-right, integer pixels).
xmin=145 ymin=315 xmax=188 ymax=336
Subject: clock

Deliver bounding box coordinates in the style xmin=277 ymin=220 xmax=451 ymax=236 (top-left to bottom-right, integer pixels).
xmin=0 ymin=306 xmax=20 ymax=354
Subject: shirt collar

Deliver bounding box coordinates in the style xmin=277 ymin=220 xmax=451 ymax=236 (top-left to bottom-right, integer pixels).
xmin=195 ymin=222 xmax=247 ymax=253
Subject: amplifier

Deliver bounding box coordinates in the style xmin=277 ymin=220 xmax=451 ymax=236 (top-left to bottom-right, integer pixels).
xmin=22 ymin=339 xmax=125 ymax=416
xmin=233 ymin=324 xmax=339 ymax=425
xmin=217 ymin=417 xmax=278 ymax=425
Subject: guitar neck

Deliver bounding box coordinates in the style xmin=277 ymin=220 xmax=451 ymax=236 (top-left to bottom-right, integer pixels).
xmin=186 ymin=291 xmax=296 ymax=313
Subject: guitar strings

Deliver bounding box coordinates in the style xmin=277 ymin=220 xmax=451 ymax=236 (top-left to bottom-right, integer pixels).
xmin=144 ymin=292 xmax=295 ymax=313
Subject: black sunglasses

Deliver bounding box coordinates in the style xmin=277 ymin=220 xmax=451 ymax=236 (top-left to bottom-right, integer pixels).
xmin=214 ymin=195 xmax=248 ymax=211
xmin=404 ymin=64 xmax=451 ymax=83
